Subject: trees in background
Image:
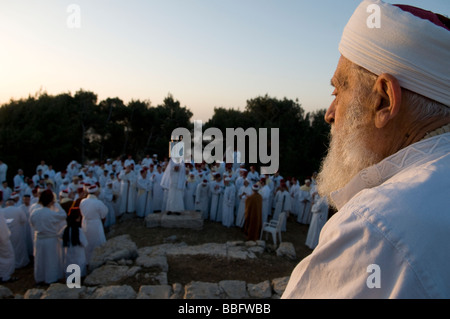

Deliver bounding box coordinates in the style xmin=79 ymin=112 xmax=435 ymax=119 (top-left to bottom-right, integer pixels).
xmin=0 ymin=90 xmax=328 ymax=183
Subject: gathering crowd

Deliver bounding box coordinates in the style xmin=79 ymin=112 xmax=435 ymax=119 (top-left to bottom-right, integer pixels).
xmin=0 ymin=154 xmax=329 ymax=285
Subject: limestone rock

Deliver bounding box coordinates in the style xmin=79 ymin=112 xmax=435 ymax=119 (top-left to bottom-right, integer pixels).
xmin=84 ymin=265 xmax=140 ymax=286
xmin=137 ymin=285 xmax=172 ymax=299
xmin=88 ymin=234 xmax=138 ymax=271
xmin=23 ymin=288 xmax=45 ymax=299
xmin=276 ymin=242 xmax=296 ymax=260
xmin=219 ymin=280 xmax=249 ymax=299
xmin=0 ymin=285 xmax=13 ymax=299
xmin=271 ymin=276 xmax=290 ymax=296
xmin=184 ymin=281 xmax=223 ymax=299
xmin=247 ymin=280 xmax=272 ymax=299
xmin=88 ymin=285 xmax=137 ymax=299
xmin=40 ymin=283 xmax=86 ymax=299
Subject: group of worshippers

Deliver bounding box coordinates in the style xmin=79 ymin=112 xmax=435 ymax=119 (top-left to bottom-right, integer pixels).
xmin=0 ymin=178 xmax=109 ymax=285
xmin=160 ymin=157 xmax=330 ymax=245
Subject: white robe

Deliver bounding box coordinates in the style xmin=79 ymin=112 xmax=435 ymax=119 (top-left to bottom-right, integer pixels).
xmin=118 ymin=170 xmax=137 ymax=214
xmin=0 ymin=214 xmax=15 ymax=281
xmin=79 ymin=195 xmax=108 ymax=263
xmin=184 ymin=180 xmax=197 ymax=211
xmin=259 ymin=185 xmax=272 ymax=224
xmin=63 ymin=227 xmax=89 ymax=278
xmin=0 ymin=206 xmax=29 ymax=268
xmin=283 ymin=133 xmax=450 ymax=298
xmin=151 ymin=171 xmax=164 ymax=212
xmin=236 ymin=185 xmax=252 ymax=227
xmin=289 ymin=183 xmax=301 ymax=217
xmin=209 ymin=181 xmax=224 ymax=222
xmin=99 ymin=187 xmax=116 ymax=227
xmin=221 ymin=184 xmax=236 ymax=228
xmin=195 ymin=183 xmax=210 ymax=219
xmin=136 ymin=175 xmax=153 ymax=217
xmin=29 ymin=204 xmax=67 ymax=284
xmin=305 ymin=196 xmax=329 ymax=249
xmin=273 ymin=190 xmax=291 ymax=231
xmin=161 ymin=159 xmax=186 ymax=213
xmin=297 ymin=188 xmax=312 ymax=224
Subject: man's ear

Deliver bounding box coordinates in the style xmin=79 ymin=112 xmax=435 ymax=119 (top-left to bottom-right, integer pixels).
xmin=372 ymin=73 xmax=402 ymax=129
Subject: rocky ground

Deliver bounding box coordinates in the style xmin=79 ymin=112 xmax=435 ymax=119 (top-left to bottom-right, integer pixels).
xmin=1 ymin=213 xmax=314 ymax=298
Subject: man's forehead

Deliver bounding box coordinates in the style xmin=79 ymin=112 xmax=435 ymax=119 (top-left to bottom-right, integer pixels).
xmin=331 ymin=56 xmax=352 ymax=87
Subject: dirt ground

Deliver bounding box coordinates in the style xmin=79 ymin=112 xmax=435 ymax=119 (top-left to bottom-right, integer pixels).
xmin=2 ymin=213 xmax=315 ymax=296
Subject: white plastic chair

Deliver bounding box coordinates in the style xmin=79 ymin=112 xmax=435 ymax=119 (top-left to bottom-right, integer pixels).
xmin=260 ymin=212 xmax=286 ymax=246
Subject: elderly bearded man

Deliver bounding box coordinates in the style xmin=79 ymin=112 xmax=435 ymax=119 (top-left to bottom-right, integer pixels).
xmin=283 ymin=0 xmax=450 ymax=299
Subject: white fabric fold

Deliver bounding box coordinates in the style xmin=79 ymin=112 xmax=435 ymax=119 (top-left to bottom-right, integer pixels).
xmin=339 ymin=0 xmax=450 ymax=106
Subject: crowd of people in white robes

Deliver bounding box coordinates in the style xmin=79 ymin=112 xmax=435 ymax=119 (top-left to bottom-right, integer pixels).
xmin=0 ymin=155 xmax=330 ymax=283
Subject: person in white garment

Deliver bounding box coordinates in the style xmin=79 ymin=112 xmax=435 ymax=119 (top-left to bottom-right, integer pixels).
xmin=0 ymin=196 xmax=16 ymax=283
xmin=62 ymin=207 xmax=88 ymax=278
xmin=272 ymin=182 xmax=291 ymax=231
xmin=79 ymin=185 xmax=108 ymax=263
xmin=258 ymin=178 xmax=272 ymax=224
xmin=221 ymin=177 xmax=235 ymax=228
xmin=135 ymin=169 xmax=153 ymax=217
xmin=118 ymin=165 xmax=137 ymax=215
xmin=29 ymin=189 xmax=67 ymax=284
xmin=235 ymin=178 xmax=252 ymax=228
xmin=195 ymin=179 xmax=210 ymax=219
xmin=209 ymin=173 xmax=224 ymax=222
xmin=305 ymin=193 xmax=329 ymax=250
xmin=19 ymin=194 xmax=34 ymax=258
xmin=99 ymin=180 xmax=116 ymax=229
xmin=288 ymin=177 xmax=300 ymax=218
xmin=297 ymin=179 xmax=313 ymax=224
xmin=184 ymin=172 xmax=197 ymax=211
xmin=160 ymin=158 xmax=185 ymax=214
xmin=150 ymin=165 xmax=164 ymax=212
xmin=1 ymin=199 xmax=30 ymax=268
xmin=283 ymin=0 xmax=450 ymax=299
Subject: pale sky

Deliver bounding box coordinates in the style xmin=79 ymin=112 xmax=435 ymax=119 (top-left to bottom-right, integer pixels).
xmin=1 ymin=0 xmax=449 ymax=122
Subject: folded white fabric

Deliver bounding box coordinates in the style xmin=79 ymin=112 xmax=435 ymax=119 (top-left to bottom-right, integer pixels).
xmin=339 ymin=0 xmax=450 ymax=106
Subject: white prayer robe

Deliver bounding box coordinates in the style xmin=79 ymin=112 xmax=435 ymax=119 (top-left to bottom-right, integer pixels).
xmin=283 ymin=133 xmax=450 ymax=299
xmin=195 ymin=183 xmax=210 ymax=219
xmin=184 ymin=179 xmax=197 ymax=211
xmin=136 ymin=175 xmax=153 ymax=217
xmin=161 ymin=159 xmax=186 ymax=213
xmin=259 ymin=185 xmax=272 ymax=224
xmin=0 ymin=206 xmax=30 ymax=268
xmin=63 ymin=227 xmax=88 ymax=278
xmin=0 ymin=214 xmax=15 ymax=281
xmin=99 ymin=187 xmax=116 ymax=227
xmin=273 ymin=190 xmax=291 ymax=231
xmin=297 ymin=188 xmax=312 ymax=224
xmin=289 ymin=183 xmax=301 ymax=217
xmin=221 ymin=184 xmax=236 ymax=228
xmin=29 ymin=204 xmax=67 ymax=284
xmin=209 ymin=180 xmax=224 ymax=222
xmin=118 ymin=170 xmax=137 ymax=214
xmin=79 ymin=195 xmax=108 ymax=263
xmin=151 ymin=171 xmax=164 ymax=212
xmin=236 ymin=185 xmax=252 ymax=228
xmin=305 ymin=196 xmax=329 ymax=250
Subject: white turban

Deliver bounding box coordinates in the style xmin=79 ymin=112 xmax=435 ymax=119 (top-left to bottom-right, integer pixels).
xmin=339 ymin=0 xmax=450 ymax=106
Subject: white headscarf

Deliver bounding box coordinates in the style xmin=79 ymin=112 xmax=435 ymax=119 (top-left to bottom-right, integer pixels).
xmin=160 ymin=158 xmax=186 ymax=190
xmin=339 ymin=0 xmax=450 ymax=106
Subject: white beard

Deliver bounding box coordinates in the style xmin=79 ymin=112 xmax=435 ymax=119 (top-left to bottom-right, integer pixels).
xmin=317 ymin=101 xmax=382 ymax=208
